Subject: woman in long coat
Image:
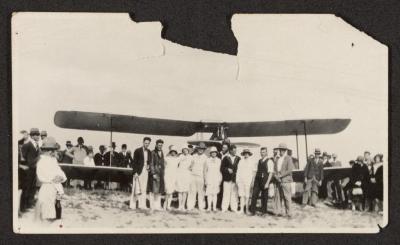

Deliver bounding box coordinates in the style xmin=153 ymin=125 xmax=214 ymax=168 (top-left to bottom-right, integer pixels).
xmin=35 ymin=137 xmax=67 ymax=221
xmin=147 ymin=139 xmax=165 ymax=210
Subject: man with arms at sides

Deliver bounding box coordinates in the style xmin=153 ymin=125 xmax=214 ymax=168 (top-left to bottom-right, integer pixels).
xmin=94 ymin=145 xmax=107 ymax=166
xmin=130 ymin=137 xmax=152 ymax=210
xmin=249 ymin=147 xmax=274 ymax=216
xmin=273 ymin=143 xmax=294 ymax=218
xmin=20 ymin=128 xmax=41 ymax=213
xmin=187 ymin=142 xmax=208 ymax=211
xmin=148 ymin=139 xmax=165 ymax=211
xmin=220 ymin=144 xmax=241 ymax=213
xmin=302 ymin=148 xmax=324 ymax=208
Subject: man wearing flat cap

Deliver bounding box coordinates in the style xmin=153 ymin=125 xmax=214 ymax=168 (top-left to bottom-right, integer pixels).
xmin=273 ymin=143 xmax=294 ymax=217
xmin=302 ymin=148 xmax=324 ymax=208
xmin=20 ymin=128 xmax=41 ymax=212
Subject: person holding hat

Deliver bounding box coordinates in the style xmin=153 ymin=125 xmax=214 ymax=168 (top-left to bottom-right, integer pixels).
xmin=204 ymin=146 xmax=222 ymax=212
xmin=35 ymin=137 xmax=67 ymax=222
xmin=176 ymin=146 xmax=193 ymax=210
xmin=163 ymin=146 xmax=180 ymax=210
xmin=147 ymin=139 xmax=165 ymax=211
xmin=236 ymin=149 xmax=256 ymax=214
xmin=302 ymin=148 xmax=324 ymax=208
xmin=130 ymin=137 xmax=152 ymax=210
xmin=187 ymin=142 xmax=208 ymax=211
xmin=220 ymin=144 xmax=241 ymax=213
xmin=273 ymin=143 xmax=294 ymax=217
xmin=20 ymin=128 xmax=41 ymax=212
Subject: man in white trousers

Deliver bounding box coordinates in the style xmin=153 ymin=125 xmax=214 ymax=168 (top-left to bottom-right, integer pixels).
xmin=187 ymin=142 xmax=208 ymax=211
xmin=130 ymin=137 xmax=152 ymax=210
xmin=220 ymin=144 xmax=241 ymax=212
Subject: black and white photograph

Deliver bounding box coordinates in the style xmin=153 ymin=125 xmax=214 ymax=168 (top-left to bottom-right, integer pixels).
xmin=12 ymin=12 xmax=388 ymax=233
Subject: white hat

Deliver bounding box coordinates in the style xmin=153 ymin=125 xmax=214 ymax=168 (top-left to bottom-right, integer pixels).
xmin=209 ymin=146 xmax=218 ymax=154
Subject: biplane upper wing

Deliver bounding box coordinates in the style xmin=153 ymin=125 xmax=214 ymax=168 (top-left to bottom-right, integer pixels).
xmin=224 ymin=119 xmax=351 ymax=137
xmin=54 ymin=111 xmax=204 ymax=136
xmin=55 ymin=111 xmax=350 ymax=137
xmin=292 ymin=166 xmax=352 ymax=182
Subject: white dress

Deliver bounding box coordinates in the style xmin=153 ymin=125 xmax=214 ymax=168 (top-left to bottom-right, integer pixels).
xmin=83 ymin=156 xmax=95 ymax=166
xmin=164 ymin=156 xmax=180 ymax=194
xmin=36 ymin=155 xmax=67 ymax=219
xmin=205 ymin=157 xmax=222 ymax=195
xmin=176 ymin=154 xmax=193 ymax=192
xmin=236 ymin=158 xmax=256 ymax=197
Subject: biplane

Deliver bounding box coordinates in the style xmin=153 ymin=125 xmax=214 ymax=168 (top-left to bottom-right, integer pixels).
xmin=54 ymin=110 xmax=353 ymax=187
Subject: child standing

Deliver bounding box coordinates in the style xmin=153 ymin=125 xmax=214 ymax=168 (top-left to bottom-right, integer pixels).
xmin=204 ymin=147 xmax=222 ymax=212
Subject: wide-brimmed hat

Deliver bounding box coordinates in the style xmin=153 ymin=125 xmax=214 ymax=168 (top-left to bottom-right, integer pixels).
xmin=66 ymin=140 xmax=72 ymax=146
xmin=40 ymin=137 xmax=58 ymax=150
xmin=29 ymin=128 xmax=40 ymax=136
xmin=169 ymin=146 xmax=178 ymax=154
xmin=209 ymin=146 xmax=218 ymax=154
xmin=275 ymin=143 xmax=288 ymax=150
xmin=241 ymin=149 xmax=253 ymax=156
xmin=196 ymin=142 xmax=207 ymax=150
xmin=314 ymin=148 xmax=321 ymax=155
xmin=40 ymin=130 xmax=47 ymax=136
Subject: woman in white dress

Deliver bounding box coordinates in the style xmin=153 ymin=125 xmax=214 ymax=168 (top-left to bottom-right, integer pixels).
xmin=35 ymin=137 xmax=67 ymax=222
xmin=236 ymin=149 xmax=256 ymax=214
xmin=204 ymin=147 xmax=222 ymax=212
xmin=163 ymin=146 xmax=180 ymax=210
xmin=176 ymin=147 xmax=193 ymax=210
xmin=83 ymin=146 xmax=95 ymax=189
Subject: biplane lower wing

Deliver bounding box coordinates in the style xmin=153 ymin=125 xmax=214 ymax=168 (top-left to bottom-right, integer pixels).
xmin=54 ymin=110 xmax=350 ymax=137
xmin=292 ymin=166 xmax=352 ymax=182
xmin=59 ymin=164 xmax=133 ymax=182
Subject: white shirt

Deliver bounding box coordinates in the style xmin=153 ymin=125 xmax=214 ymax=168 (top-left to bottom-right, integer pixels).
xmin=143 ymin=147 xmax=148 ymax=166
xmin=277 ymin=154 xmax=285 ymax=172
xmin=191 ymin=153 xmax=208 ymax=177
xmin=83 ymin=156 xmax=95 ymax=166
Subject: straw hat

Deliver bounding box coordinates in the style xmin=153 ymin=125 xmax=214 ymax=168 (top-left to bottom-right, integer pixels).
xmin=275 ymin=143 xmax=288 ymax=150
xmin=40 ymin=137 xmax=58 ymax=150
xmin=209 ymin=146 xmax=218 ymax=154
xmin=197 ymin=142 xmax=207 ymax=150
xmin=241 ymin=149 xmax=253 ymax=156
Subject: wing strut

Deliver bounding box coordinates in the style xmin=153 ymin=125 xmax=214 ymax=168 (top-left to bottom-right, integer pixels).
xmin=295 ymin=131 xmax=300 ymax=165
xmin=303 ymin=121 xmax=309 ymax=167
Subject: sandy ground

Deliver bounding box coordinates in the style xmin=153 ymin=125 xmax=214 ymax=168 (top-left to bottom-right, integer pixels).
xmin=17 ymin=189 xmax=383 ymax=232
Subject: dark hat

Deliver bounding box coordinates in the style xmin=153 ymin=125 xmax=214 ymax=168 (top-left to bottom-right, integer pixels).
xmin=314 ymin=148 xmax=321 ymax=155
xmin=29 ymin=128 xmax=40 ymax=136
xmin=121 ymin=144 xmax=127 ymax=149
xmin=197 ymin=142 xmax=207 ymax=149
xmin=40 ymin=130 xmax=47 ymax=136
xmin=188 ymin=144 xmax=194 ymax=149
xmin=275 ymin=143 xmax=288 ymax=150
xmin=111 ymin=142 xmax=116 ymax=148
xmin=66 ymin=140 xmax=72 ymax=146
xmin=241 ymin=149 xmax=253 ymax=156
xmin=40 ymin=137 xmax=58 ymax=150
xmin=20 ymin=130 xmax=28 ymax=134
xmin=99 ymin=145 xmax=106 ymax=150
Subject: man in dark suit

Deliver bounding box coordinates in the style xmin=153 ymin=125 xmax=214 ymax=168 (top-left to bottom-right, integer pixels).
xmin=220 ymin=144 xmax=241 ymax=212
xmin=249 ymin=147 xmax=274 ymax=215
xmin=130 ymin=137 xmax=152 ymax=210
xmin=94 ymin=145 xmax=107 ymax=166
xmin=273 ymin=143 xmax=294 ymax=218
xmin=119 ymin=144 xmax=133 ymax=191
xmin=20 ymin=128 xmax=41 ymax=212
xmin=302 ymin=148 xmax=324 ymax=207
xmin=104 ymin=142 xmax=121 ymax=167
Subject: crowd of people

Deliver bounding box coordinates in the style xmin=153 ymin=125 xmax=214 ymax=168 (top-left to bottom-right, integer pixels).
xmin=17 ymin=128 xmax=384 ymax=223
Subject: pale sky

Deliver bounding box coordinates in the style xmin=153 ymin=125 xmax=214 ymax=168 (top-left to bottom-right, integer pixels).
xmin=12 ymin=13 xmax=388 ymax=169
